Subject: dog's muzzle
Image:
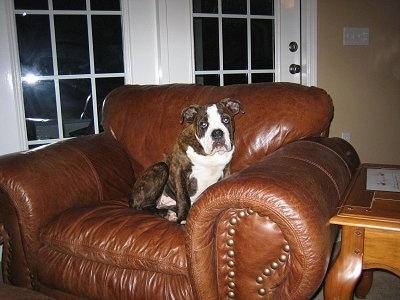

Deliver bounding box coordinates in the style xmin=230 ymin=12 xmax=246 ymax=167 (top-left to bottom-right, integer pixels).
xmin=211 ymin=129 xmax=230 ymax=152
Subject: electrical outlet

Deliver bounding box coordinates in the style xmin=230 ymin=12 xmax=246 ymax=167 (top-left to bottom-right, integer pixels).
xmin=341 ymin=132 xmax=351 ymax=143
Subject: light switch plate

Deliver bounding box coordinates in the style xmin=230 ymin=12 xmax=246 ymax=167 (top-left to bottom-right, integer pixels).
xmin=343 ymin=27 xmax=369 ymax=46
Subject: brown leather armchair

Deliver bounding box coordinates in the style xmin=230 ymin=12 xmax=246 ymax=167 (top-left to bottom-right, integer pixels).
xmin=0 ymin=83 xmax=360 ymax=299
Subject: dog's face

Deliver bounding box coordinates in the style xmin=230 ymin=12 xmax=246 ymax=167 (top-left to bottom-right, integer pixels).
xmin=181 ymin=98 xmax=244 ymax=155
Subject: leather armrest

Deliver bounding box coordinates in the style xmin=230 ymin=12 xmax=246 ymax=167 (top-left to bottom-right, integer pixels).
xmin=186 ymin=137 xmax=360 ymax=300
xmin=0 ymin=132 xmax=135 ymax=256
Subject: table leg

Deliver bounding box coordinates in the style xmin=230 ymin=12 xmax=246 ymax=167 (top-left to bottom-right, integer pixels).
xmin=324 ymin=226 xmax=364 ymax=300
xmin=355 ymin=270 xmax=373 ymax=299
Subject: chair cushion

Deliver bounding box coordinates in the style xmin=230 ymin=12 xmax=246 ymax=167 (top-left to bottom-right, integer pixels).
xmin=39 ymin=200 xmax=188 ymax=275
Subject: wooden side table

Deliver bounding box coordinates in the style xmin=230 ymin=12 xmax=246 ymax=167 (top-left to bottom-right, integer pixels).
xmin=324 ymin=164 xmax=400 ymax=300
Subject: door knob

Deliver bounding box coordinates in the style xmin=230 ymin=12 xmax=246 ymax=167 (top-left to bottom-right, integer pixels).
xmin=289 ymin=64 xmax=301 ymax=74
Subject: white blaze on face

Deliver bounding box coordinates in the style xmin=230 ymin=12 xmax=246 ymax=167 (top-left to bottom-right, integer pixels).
xmin=197 ymin=105 xmax=232 ymax=155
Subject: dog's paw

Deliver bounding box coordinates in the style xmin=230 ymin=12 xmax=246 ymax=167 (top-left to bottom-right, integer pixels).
xmin=165 ymin=210 xmax=178 ymax=222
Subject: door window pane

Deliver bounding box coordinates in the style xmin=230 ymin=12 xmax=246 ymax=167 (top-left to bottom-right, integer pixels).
xmin=53 ymin=0 xmax=86 ymax=10
xmin=95 ymin=77 xmax=125 ymax=130
xmin=250 ymin=0 xmax=274 ymax=15
xmin=193 ymin=0 xmax=275 ymax=86
xmin=59 ymin=79 xmax=92 ymax=137
xmin=15 ymin=14 xmax=53 ymax=77
xmin=222 ymin=0 xmax=247 ymax=14
xmin=14 ymin=0 xmax=48 ymax=10
xmin=23 ymin=80 xmax=58 ymax=140
xmin=92 ymin=15 xmax=124 ymax=73
xmin=193 ymin=0 xmax=218 ymax=14
xmin=223 ymin=18 xmax=247 ymax=70
xmin=193 ymin=18 xmax=219 ymax=71
xmin=251 ymin=19 xmax=274 ymax=69
xmin=224 ymin=74 xmax=248 ymax=85
xmin=55 ymin=15 xmax=90 ymax=75
xmin=252 ymin=73 xmax=274 ymax=83
xmin=195 ymin=74 xmax=220 ymax=86
xmin=90 ymin=0 xmax=120 ymax=11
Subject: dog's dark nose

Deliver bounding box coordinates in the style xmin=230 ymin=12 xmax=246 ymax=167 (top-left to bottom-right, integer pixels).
xmin=212 ymin=129 xmax=224 ymax=140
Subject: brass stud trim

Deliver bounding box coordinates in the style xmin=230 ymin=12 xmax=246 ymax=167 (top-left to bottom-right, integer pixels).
xmin=227 ymin=250 xmax=234 ymax=257
xmin=256 ymin=276 xmax=264 ymax=284
xmin=263 ymin=268 xmax=271 ymax=276
xmin=230 ymin=217 xmax=237 ymax=225
xmin=228 ymin=271 xmax=235 ymax=278
xmin=228 ymin=228 xmax=235 ymax=236
xmin=258 ymin=288 xmax=266 ymax=295
xmin=279 ymin=254 xmax=288 ymax=262
xmin=227 ymin=260 xmax=234 ymax=267
xmin=238 ymin=211 xmax=246 ymax=218
xmin=271 ymin=262 xmax=279 ymax=269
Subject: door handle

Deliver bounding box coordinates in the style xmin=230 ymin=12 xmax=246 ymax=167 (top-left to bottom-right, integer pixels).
xmin=289 ymin=64 xmax=301 ymax=74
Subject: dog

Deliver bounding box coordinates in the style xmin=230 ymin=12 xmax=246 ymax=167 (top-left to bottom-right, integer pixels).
xmin=129 ymin=98 xmax=244 ymax=224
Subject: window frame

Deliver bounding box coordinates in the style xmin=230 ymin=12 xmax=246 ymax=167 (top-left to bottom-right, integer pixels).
xmin=13 ymin=0 xmax=126 ymax=148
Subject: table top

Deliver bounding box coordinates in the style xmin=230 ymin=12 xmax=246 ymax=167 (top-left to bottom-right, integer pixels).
xmin=330 ymin=163 xmax=400 ymax=231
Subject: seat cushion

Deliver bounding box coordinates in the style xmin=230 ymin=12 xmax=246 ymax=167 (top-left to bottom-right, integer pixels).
xmin=39 ymin=200 xmax=188 ymax=275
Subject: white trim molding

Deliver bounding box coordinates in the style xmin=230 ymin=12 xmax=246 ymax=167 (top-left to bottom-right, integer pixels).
xmin=301 ymin=0 xmax=318 ymax=86
xmin=0 ymin=0 xmax=27 ymax=154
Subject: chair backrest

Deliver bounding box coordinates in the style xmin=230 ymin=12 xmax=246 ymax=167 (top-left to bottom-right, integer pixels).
xmin=102 ymin=83 xmax=333 ymax=176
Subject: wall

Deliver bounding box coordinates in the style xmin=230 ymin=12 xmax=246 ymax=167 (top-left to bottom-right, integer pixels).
xmin=318 ymin=0 xmax=400 ymax=164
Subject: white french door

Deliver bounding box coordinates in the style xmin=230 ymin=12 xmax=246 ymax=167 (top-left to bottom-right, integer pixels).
xmin=191 ymin=0 xmax=305 ymax=85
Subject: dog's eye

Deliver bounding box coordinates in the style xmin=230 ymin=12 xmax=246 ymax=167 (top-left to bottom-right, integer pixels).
xmin=222 ymin=116 xmax=230 ymax=124
xmin=200 ymin=121 xmax=208 ymax=129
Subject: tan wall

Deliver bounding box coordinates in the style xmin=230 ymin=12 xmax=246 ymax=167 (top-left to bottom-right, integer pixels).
xmin=317 ymin=0 xmax=400 ymax=164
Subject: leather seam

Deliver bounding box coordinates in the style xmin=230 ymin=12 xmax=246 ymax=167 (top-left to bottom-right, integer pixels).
xmin=281 ymin=155 xmax=341 ymax=200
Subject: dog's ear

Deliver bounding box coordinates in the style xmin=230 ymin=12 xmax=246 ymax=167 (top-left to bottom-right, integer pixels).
xmin=220 ymin=98 xmax=245 ymax=116
xmin=180 ymin=105 xmax=200 ymax=124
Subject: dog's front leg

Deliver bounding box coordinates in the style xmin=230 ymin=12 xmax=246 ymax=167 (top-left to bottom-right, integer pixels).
xmin=175 ymin=173 xmax=192 ymax=224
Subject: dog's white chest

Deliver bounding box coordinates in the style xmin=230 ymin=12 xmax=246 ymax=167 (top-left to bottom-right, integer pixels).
xmin=186 ymin=145 xmax=233 ymax=203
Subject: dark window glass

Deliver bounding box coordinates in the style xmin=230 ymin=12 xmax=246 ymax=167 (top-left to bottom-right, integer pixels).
xmin=96 ymin=77 xmax=124 ymax=106
xmin=55 ymin=15 xmax=90 ymax=75
xmin=194 ymin=18 xmax=219 ymax=71
xmin=195 ymin=74 xmax=220 ymax=86
xmin=14 ymin=0 xmax=48 ymax=10
xmin=15 ymin=14 xmax=53 ymax=77
xmin=250 ymin=0 xmax=274 ymax=15
xmin=252 ymin=73 xmax=274 ymax=83
xmin=223 ymin=18 xmax=247 ymax=70
xmin=222 ymin=0 xmax=246 ymax=14
xmin=28 ymin=144 xmax=46 ymax=150
xmin=59 ymin=79 xmax=92 ymax=137
xmin=96 ymin=77 xmax=125 ymax=129
xmin=193 ymin=0 xmax=218 ymax=13
xmin=92 ymin=15 xmax=124 ymax=73
xmin=22 ymin=80 xmax=58 ymax=140
xmin=251 ymin=19 xmax=274 ymax=69
xmin=224 ymin=74 xmax=247 ymax=85
xmin=90 ymin=0 xmax=120 ymax=11
xmin=53 ymin=0 xmax=86 ymax=10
